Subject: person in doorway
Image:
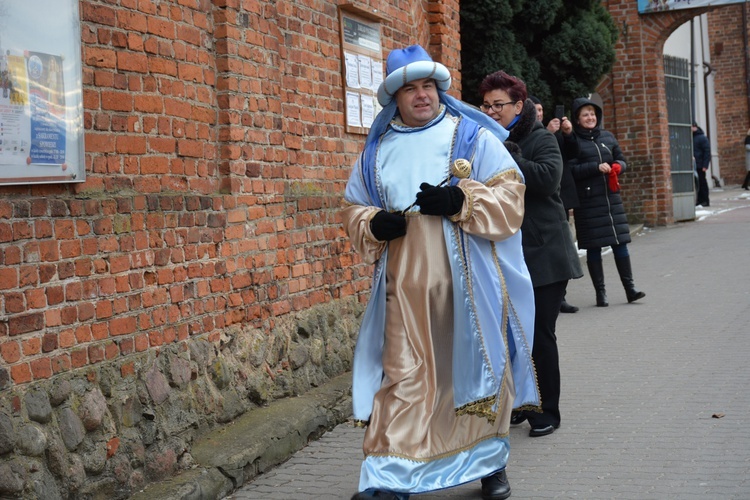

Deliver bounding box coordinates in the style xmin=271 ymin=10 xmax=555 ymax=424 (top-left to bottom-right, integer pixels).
xmin=567 ymin=97 xmax=646 ymax=306
xmin=538 ymin=99 xmax=581 ymax=313
xmin=742 ymin=129 xmax=750 ymax=191
xmin=692 ymin=121 xmax=711 ymax=206
xmin=479 ymin=71 xmax=582 ymax=438
xmin=342 ymin=45 xmax=539 ymax=500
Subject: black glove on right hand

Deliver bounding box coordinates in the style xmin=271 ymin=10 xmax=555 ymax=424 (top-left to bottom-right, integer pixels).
xmin=370 ymin=210 xmax=406 ymax=241
xmin=415 ymin=183 xmax=465 ymax=216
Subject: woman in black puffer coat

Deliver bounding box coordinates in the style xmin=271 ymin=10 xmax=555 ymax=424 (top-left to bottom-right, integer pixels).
xmin=568 ymin=97 xmax=645 ymax=307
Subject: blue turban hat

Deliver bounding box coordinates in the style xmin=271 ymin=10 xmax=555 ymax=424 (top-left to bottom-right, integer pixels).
xmin=376 ymin=45 xmax=451 ymax=106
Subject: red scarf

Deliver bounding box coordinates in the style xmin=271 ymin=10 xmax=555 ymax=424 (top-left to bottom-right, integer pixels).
xmin=609 ymin=163 xmax=621 ymax=193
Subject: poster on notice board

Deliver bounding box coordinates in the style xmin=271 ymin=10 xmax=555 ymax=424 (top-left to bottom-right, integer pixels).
xmin=0 ymin=0 xmax=84 ymax=185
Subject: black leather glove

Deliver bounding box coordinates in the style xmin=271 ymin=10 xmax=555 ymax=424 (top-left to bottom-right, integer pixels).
xmin=415 ymin=182 xmax=465 ymax=216
xmin=370 ymin=210 xmax=406 ymax=241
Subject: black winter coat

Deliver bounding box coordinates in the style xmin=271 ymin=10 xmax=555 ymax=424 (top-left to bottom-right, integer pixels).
xmin=556 ymin=131 xmax=580 ymax=210
xmin=692 ymin=127 xmax=711 ymax=170
xmin=567 ymin=97 xmax=632 ymax=250
xmin=506 ymin=99 xmax=582 ymax=287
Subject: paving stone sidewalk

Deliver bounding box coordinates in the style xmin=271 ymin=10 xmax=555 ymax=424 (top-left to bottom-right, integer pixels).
xmin=229 ymin=187 xmax=750 ymax=500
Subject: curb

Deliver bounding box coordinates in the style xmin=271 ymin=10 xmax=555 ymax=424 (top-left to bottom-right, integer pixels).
xmin=131 ymin=372 xmax=353 ymax=500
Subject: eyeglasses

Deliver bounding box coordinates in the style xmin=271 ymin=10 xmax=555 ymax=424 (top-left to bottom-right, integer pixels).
xmin=480 ymin=101 xmax=517 ymax=113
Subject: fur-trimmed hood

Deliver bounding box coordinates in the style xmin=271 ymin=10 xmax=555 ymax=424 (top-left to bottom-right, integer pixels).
xmin=571 ymin=97 xmax=603 ymax=140
xmin=506 ymin=99 xmax=541 ymax=144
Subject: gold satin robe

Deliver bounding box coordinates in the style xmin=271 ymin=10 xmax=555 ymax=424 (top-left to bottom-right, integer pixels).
xmin=342 ymin=175 xmax=525 ymax=463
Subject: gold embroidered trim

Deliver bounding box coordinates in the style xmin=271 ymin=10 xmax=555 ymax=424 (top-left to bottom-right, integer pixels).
xmin=365 ymin=433 xmax=508 ymax=463
xmin=455 ymin=396 xmax=497 ymax=425
xmin=493 ymin=237 xmax=541 ymax=408
xmin=364 ymin=209 xmax=380 ymax=244
xmin=516 ymin=404 xmax=543 ymax=413
xmin=449 ymin=185 xmax=473 ymax=223
xmin=373 ymin=137 xmax=385 ymax=205
xmin=488 ymin=240 xmax=513 ymax=415
xmin=448 ymin=135 xmax=478 ymax=223
xmin=485 ymin=168 xmax=522 ymax=187
xmin=449 ymin=224 xmax=494 ymax=383
xmin=505 ymin=294 xmax=542 ymax=408
xmin=447 ymin=114 xmax=460 ymax=170
xmin=490 ymin=243 xmax=510 ymax=347
xmin=449 ymin=222 xmax=502 ymax=426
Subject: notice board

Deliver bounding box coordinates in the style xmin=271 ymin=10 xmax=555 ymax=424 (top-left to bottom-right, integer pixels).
xmin=338 ymin=5 xmax=385 ymax=135
xmin=0 ymin=0 xmax=85 ymax=186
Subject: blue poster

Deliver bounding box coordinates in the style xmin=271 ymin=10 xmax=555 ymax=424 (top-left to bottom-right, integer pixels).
xmin=28 ymin=52 xmax=66 ymax=164
xmin=0 ymin=0 xmax=84 ymax=185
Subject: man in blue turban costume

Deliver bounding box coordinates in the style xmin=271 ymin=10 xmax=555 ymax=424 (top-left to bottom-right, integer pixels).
xmin=342 ymin=45 xmax=540 ymax=500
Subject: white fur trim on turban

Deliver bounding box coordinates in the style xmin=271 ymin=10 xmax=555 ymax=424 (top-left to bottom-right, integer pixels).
xmin=376 ymin=60 xmax=451 ymax=106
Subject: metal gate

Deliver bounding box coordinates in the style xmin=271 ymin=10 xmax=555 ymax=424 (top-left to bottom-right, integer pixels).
xmin=664 ymin=55 xmax=695 ymax=221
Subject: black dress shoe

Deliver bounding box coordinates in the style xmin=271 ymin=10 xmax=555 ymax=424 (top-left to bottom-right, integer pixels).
xmin=481 ymin=469 xmax=511 ymax=500
xmin=560 ymin=300 xmax=579 ymax=313
xmin=529 ymin=423 xmax=559 ymax=437
xmin=509 ymin=411 xmax=527 ymax=425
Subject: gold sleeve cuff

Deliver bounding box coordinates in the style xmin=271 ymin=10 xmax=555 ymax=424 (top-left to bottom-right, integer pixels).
xmin=449 ymin=185 xmax=473 ymax=223
xmin=364 ymin=209 xmax=380 ymax=243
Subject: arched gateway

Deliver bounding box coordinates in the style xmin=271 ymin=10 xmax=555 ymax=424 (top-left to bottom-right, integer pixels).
xmin=591 ymin=1 xmax=749 ymax=226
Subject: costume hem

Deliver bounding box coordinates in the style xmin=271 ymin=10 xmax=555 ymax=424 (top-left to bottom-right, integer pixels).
xmin=359 ymin=436 xmax=510 ymax=494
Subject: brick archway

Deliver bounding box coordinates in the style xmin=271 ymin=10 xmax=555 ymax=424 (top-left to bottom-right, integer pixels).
xmin=599 ymin=2 xmax=712 ymax=226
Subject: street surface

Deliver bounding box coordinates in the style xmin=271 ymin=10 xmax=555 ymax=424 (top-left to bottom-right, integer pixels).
xmin=229 ymin=187 xmax=750 ymax=499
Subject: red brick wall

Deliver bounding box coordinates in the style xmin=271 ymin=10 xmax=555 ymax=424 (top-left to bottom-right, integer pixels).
xmin=600 ymin=1 xmax=704 ymax=226
xmin=5 ymin=0 xmax=748 ymax=392
xmin=708 ymin=4 xmax=750 ymax=184
xmin=428 ymin=0 xmax=462 ymax=95
xmin=0 ymin=0 xmax=461 ymax=391
xmin=602 ymin=2 xmax=749 ymax=224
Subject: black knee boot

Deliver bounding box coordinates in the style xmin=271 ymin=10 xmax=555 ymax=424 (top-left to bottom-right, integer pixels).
xmin=614 ymin=256 xmax=645 ymax=303
xmin=587 ymin=260 xmax=608 ymax=307
xmin=742 ymin=171 xmax=750 ymax=190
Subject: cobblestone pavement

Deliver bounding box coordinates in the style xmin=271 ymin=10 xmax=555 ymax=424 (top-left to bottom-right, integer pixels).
xmin=228 ymin=188 xmax=750 ymax=500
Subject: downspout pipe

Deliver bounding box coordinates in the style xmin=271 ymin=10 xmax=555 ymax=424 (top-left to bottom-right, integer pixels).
xmin=704 ymin=60 xmax=719 ymax=186
xmin=690 ymin=19 xmax=696 ymax=122
xmin=703 ymin=62 xmax=713 ymax=141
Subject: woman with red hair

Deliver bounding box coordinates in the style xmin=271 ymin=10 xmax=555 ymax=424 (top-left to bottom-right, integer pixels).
xmin=479 ymin=71 xmax=582 ymax=438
